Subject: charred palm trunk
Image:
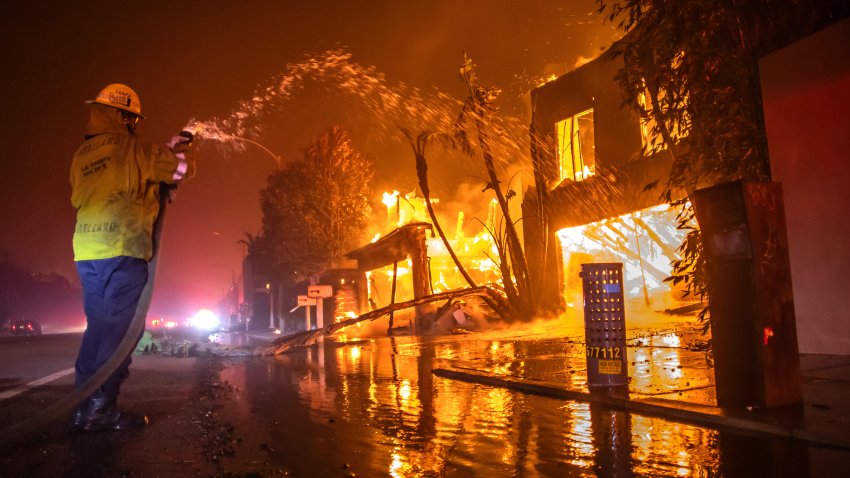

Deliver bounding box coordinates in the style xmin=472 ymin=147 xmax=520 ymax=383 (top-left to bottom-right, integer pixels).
xmin=403 ymin=130 xmax=478 ymax=289
xmin=472 ymin=113 xmax=530 ymax=308
xmin=458 ymin=58 xmax=533 ymax=316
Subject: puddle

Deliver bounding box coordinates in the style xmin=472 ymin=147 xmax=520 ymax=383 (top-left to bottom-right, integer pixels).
xmin=219 ymin=334 xmax=731 ymax=476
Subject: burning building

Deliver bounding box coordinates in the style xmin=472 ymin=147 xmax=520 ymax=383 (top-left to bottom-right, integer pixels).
xmin=270 ymin=189 xmax=505 ymax=336
xmin=523 ymin=11 xmax=850 ymax=358
xmin=343 ymin=191 xmax=505 ymax=334
xmin=523 ymin=45 xmax=693 ymax=315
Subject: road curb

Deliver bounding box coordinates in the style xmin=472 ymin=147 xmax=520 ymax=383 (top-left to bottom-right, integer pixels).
xmin=432 ymin=366 xmax=850 ymax=451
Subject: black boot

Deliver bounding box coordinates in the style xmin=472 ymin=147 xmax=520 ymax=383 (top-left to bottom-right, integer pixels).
xmin=82 ymin=396 xmax=148 ymax=432
xmin=71 ymin=399 xmax=90 ymax=430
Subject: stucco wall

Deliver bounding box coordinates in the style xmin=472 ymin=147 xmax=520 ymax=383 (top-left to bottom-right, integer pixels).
xmin=759 ymin=18 xmax=850 ymax=355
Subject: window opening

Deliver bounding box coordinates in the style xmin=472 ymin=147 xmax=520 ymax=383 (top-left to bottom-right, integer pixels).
xmin=555 ymin=108 xmax=596 ymax=185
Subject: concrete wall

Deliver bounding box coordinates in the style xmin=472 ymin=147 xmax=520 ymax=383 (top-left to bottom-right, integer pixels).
xmin=759 ymin=18 xmax=850 ymax=355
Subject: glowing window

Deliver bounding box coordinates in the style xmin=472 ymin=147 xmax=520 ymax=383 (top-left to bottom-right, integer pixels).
xmin=555 ymin=108 xmax=596 ymax=184
xmin=637 ymin=91 xmax=659 ymax=152
xmin=637 ymin=87 xmax=688 ymax=154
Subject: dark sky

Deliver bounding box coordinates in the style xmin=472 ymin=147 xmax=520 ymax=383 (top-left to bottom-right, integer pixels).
xmin=0 ymin=1 xmax=618 ymax=321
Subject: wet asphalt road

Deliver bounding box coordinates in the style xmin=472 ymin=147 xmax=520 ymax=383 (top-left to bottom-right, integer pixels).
xmin=0 ymin=331 xmax=246 ymax=477
xmin=0 ymin=333 xmax=79 ymax=387
xmin=211 ymin=331 xmax=850 ymax=477
xmin=2 ymin=326 xmax=850 ymax=477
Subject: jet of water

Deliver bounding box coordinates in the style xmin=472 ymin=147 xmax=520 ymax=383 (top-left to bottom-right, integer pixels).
xmin=183 ymin=119 xmax=281 ymax=167
xmin=180 ymin=48 xmax=533 ymax=174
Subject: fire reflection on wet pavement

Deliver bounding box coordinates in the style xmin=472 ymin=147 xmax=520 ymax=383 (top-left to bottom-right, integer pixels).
xmin=219 ymin=319 xmax=732 ymax=477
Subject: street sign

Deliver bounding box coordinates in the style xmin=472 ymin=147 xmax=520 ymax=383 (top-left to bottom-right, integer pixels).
xmin=297 ymin=295 xmax=317 ymax=306
xmin=307 ymin=285 xmax=333 ymax=298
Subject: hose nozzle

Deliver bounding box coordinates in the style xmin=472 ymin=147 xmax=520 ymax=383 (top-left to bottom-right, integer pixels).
xmin=178 ymin=131 xmax=194 ymax=145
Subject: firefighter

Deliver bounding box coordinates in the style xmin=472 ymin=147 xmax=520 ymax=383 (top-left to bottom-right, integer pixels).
xmin=70 ymin=83 xmax=196 ymax=431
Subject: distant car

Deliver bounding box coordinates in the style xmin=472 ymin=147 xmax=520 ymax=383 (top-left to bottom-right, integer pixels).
xmin=11 ymin=320 xmax=42 ymax=336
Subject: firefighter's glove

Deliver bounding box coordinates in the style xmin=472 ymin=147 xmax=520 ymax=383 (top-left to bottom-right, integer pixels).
xmin=166 ymin=131 xmax=196 ymax=186
xmin=167 ymin=131 xmax=193 ymax=154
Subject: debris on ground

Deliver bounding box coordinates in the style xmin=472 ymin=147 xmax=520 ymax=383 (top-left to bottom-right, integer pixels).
xmin=134 ymin=331 xmax=203 ymax=358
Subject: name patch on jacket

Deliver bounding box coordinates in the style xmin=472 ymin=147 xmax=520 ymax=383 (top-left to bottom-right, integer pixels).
xmin=76 ymin=222 xmax=118 ymax=233
xmin=81 ymin=157 xmax=109 ymax=177
xmin=78 ymin=136 xmax=121 ymax=155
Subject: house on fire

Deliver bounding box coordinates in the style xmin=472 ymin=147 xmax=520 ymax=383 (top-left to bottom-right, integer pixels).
xmin=521 ymin=16 xmax=850 ymax=356
xmin=521 ymin=44 xmax=689 ymax=314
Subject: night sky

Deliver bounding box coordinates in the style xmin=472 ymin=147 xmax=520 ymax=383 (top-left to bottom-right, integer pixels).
xmin=0 ymin=1 xmax=618 ymax=322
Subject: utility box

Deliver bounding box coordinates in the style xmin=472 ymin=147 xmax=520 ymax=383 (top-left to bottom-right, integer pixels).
xmin=580 ymin=263 xmax=628 ymax=388
xmin=693 ymin=180 xmax=802 ymax=408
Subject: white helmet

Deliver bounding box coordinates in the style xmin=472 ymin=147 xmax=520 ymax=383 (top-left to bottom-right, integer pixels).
xmin=86 ymin=83 xmax=145 ymax=119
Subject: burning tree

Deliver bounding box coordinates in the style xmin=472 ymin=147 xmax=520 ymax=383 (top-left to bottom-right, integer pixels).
xmin=251 ymin=126 xmax=374 ymax=285
xmin=596 ymin=0 xmax=850 ymax=329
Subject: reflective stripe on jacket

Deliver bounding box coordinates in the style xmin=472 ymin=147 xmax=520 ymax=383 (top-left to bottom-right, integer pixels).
xmin=70 ymin=104 xmax=196 ymax=261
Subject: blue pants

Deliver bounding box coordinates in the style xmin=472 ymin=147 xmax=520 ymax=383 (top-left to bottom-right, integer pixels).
xmin=75 ymin=256 xmax=148 ymax=400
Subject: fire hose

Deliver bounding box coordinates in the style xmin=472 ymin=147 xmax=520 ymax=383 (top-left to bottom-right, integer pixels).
xmin=0 ymin=133 xmax=192 ymax=446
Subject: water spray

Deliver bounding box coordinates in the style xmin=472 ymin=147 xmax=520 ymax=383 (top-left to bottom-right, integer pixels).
xmin=184 ymin=120 xmax=281 ymax=168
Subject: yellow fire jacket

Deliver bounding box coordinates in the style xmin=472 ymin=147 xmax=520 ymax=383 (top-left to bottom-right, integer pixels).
xmin=71 ymin=104 xmax=196 ymax=261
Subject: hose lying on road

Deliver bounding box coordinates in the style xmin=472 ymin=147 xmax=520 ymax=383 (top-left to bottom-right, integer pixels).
xmin=0 ymin=186 xmax=171 ymax=446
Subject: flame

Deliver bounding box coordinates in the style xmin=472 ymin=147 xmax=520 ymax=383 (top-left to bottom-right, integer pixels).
xmin=386 ymin=266 xmax=410 ymax=277
xmin=537 ymin=73 xmax=559 ymax=88
xmin=577 ymin=164 xmax=595 ymax=180
xmin=556 ymin=204 xmax=692 ymax=307
xmin=363 ymin=188 xmax=505 ymax=312
xmin=382 ymin=190 xmax=400 ymax=207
